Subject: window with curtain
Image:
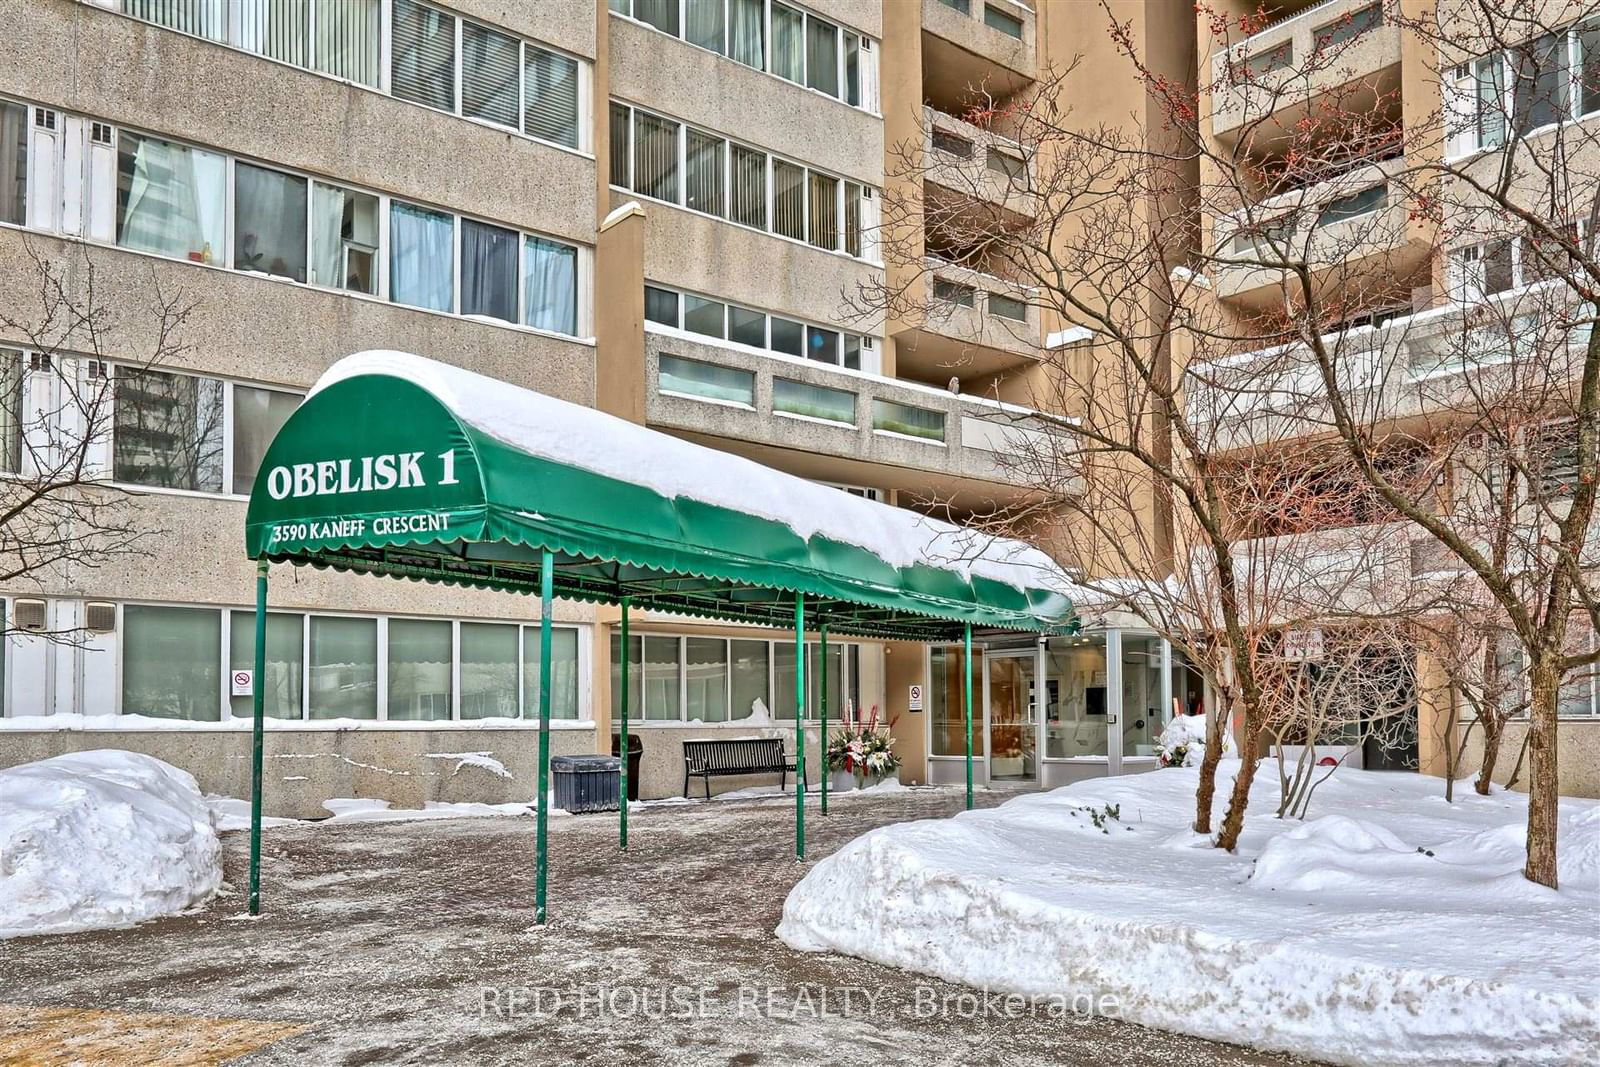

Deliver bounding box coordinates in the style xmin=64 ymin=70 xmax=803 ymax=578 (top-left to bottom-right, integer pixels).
xmin=389 ymin=201 xmax=455 ymax=312
xmin=808 ymin=171 xmax=838 ymax=249
xmin=461 ymin=622 xmax=518 ymax=719
xmin=635 ymin=0 xmax=680 ymax=35
xmin=686 ymin=129 xmax=726 ymax=216
xmin=313 ymin=0 xmax=380 ymax=86
xmin=873 ymin=398 xmax=945 ymax=441
xmin=460 ymin=218 xmax=519 ymax=323
xmin=526 ymin=48 xmax=581 ymax=149
xmin=772 ymin=4 xmax=804 ymax=83
xmin=612 ymin=634 xmax=641 ymax=720
xmin=683 ymin=294 xmax=726 ymax=337
xmin=805 ymin=15 xmax=839 ymax=96
xmin=229 ymin=610 xmax=303 ymax=720
xmin=730 ymin=144 xmax=767 ymax=229
xmin=0 ymin=351 xmax=22 ymax=475
xmin=0 ymin=99 xmax=26 ymax=226
xmin=461 ymin=20 xmax=521 ymax=128
xmin=233 ymin=162 xmax=307 ymax=282
xmin=231 ymin=385 xmax=300 ymax=494
xmin=236 ymin=0 xmax=310 ymax=68
xmin=523 ymin=626 xmax=580 ymax=719
xmin=309 ymin=615 xmax=378 ymax=719
xmin=643 ymin=635 xmax=681 ymax=720
xmin=634 ymin=110 xmax=681 ymax=202
xmin=116 ymin=131 xmax=227 ymax=264
xmin=113 ymin=368 xmax=225 ymax=492
xmin=309 ymin=181 xmax=378 ymax=294
xmin=773 ymin=378 xmax=854 ymax=424
xmin=123 ymin=605 xmax=221 ymax=721
xmin=387 ymin=618 xmax=451 ymax=720
xmin=685 ymin=0 xmax=724 ymax=52
xmin=730 ymin=639 xmax=768 ymax=719
xmin=685 ymin=638 xmax=730 ymax=722
xmin=658 ymin=354 xmax=755 ymax=405
xmin=773 ymin=160 xmax=805 ymax=240
xmin=524 ymin=236 xmax=578 ymax=335
xmin=730 ymin=0 xmax=765 ymax=68
xmin=609 ymin=103 xmax=632 ymax=187
xmin=391 ymin=0 xmax=456 ymax=113
xmin=843 ymin=181 xmax=862 ymax=256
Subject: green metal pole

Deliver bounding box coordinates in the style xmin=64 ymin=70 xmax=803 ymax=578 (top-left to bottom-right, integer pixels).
xmin=535 ymin=550 xmax=553 ymax=925
xmin=248 ymin=559 xmax=267 ymax=916
xmin=964 ymin=623 xmax=974 ymax=812
xmin=619 ymin=597 xmax=630 ymax=851
xmin=819 ymin=623 xmax=829 ymax=816
xmin=794 ymin=594 xmax=806 ymax=861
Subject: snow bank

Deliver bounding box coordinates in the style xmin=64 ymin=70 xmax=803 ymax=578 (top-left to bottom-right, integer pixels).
xmin=0 ymin=751 xmax=222 ymax=939
xmin=778 ymin=768 xmax=1599 ymax=1066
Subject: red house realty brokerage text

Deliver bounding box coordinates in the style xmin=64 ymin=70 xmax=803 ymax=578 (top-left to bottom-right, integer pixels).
xmin=477 ymin=985 xmax=1123 ymax=1021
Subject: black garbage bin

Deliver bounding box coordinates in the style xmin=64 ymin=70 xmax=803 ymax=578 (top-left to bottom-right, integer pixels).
xmin=550 ymin=754 xmax=621 ymax=813
xmin=611 ymin=732 xmax=644 ymax=802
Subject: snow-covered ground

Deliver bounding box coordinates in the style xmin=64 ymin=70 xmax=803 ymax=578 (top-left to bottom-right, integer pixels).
xmin=205 ymin=795 xmax=548 ymax=830
xmin=778 ymin=767 xmax=1600 ymax=1067
xmin=0 ymin=751 xmax=223 ymax=939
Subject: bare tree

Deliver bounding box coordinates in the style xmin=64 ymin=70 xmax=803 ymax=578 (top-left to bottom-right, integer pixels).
xmin=0 ymin=243 xmax=194 ymax=639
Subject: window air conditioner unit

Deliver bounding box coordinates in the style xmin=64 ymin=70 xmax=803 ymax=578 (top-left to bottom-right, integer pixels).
xmin=85 ymin=602 xmax=117 ymax=633
xmin=14 ymin=599 xmax=47 ymax=631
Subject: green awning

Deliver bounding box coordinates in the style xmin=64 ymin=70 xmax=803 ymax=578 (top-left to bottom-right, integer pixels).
xmin=245 ymin=351 xmax=1077 ymax=640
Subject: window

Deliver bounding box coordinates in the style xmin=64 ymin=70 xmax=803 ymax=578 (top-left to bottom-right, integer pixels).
xmin=731 ymin=0 xmax=766 ymax=68
xmin=683 ymin=294 xmax=727 ymax=338
xmin=231 ymin=385 xmax=299 ymax=495
xmin=524 ymin=236 xmax=578 ymax=335
xmin=0 ymin=350 xmax=21 ymax=474
xmin=932 ymin=129 xmax=973 ymax=158
xmin=1534 ymin=421 xmax=1581 ymax=498
xmin=658 ymin=354 xmax=756 ymax=406
xmin=613 ymin=632 xmax=858 ymax=722
xmin=609 ymin=104 xmax=632 ymax=187
xmin=525 ymin=47 xmax=581 ymax=148
xmin=229 ymin=611 xmax=303 ymax=720
xmin=730 ymin=639 xmax=768 ymax=719
xmin=989 ymin=292 xmax=1027 ymax=321
xmin=808 ymin=171 xmax=838 ymax=249
xmin=773 ymin=378 xmax=855 ymax=424
xmin=523 ymin=624 xmax=580 ymax=719
xmin=113 ymin=368 xmax=225 ymax=492
xmin=315 ymin=0 xmax=381 ymax=86
xmin=774 ymin=160 xmax=806 ymax=240
xmin=460 ymin=622 xmax=517 ymax=719
xmin=310 ymin=182 xmax=378 ymax=294
xmin=874 ymin=398 xmax=946 ymax=442
xmin=1313 ymin=3 xmax=1382 ymax=50
xmin=938 ymin=0 xmax=972 ymax=11
xmin=986 ymin=149 xmax=1026 ymax=182
xmin=729 ymin=305 xmax=767 ymax=347
xmin=645 ymin=285 xmax=680 ymax=327
xmin=643 ymin=635 xmax=681 ymax=720
xmin=686 ymin=637 xmax=730 ymax=721
xmin=389 ymin=201 xmax=455 ymax=312
xmin=934 ymin=278 xmax=976 ymax=307
xmin=116 ymin=131 xmax=226 ymax=264
xmin=635 ymin=0 xmax=680 ymax=35
xmin=805 ymin=15 xmax=840 ymax=95
xmin=388 ymin=618 xmax=452 ymax=720
xmin=1239 ymin=40 xmax=1293 ymax=81
xmin=233 ymin=163 xmax=307 ymax=281
xmin=983 ymin=4 xmax=1024 ymax=39
xmin=123 ymin=605 xmax=220 ymax=721
xmin=460 ymin=219 xmax=520 ymax=323
xmin=771 ymin=4 xmax=805 ymax=82
xmin=844 ymin=32 xmax=862 ymax=107
xmin=1316 ymin=183 xmax=1387 ymax=227
xmin=309 ymin=615 xmax=378 ymax=719
xmin=461 ymin=20 xmax=521 ymax=129
xmin=1580 ymin=20 xmax=1600 ymax=117
xmin=0 ymin=99 xmax=24 ymax=226
xmin=1511 ymin=32 xmax=1568 ymax=135
xmin=806 ymin=325 xmax=839 ymax=362
xmin=686 ymin=129 xmax=726 ymax=216
xmin=127 ymin=0 xmax=380 ymax=86
xmin=634 ymin=109 xmax=680 ymax=201
xmin=686 ymin=0 xmax=725 ymax=52
xmin=390 ymin=0 xmax=456 ymax=113
xmin=843 ymin=181 xmax=863 ymax=257
xmin=1451 ymin=239 xmax=1517 ymax=300
xmin=771 ymin=316 xmax=804 ymax=356
xmin=730 ymin=143 xmax=767 ymax=229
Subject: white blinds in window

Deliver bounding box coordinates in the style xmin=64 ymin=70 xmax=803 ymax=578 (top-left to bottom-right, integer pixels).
xmin=237 ymin=0 xmax=311 ymax=68
xmin=526 ymin=48 xmax=580 ymax=149
xmin=461 ymin=21 xmax=521 ymax=128
xmin=391 ymin=0 xmax=456 ymax=113
xmin=314 ymin=0 xmax=380 ymax=86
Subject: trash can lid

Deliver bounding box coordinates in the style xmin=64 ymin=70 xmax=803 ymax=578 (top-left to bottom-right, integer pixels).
xmin=551 ymin=755 xmax=622 ymax=771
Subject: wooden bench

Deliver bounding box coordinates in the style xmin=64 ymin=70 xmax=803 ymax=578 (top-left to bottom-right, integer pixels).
xmin=681 ymin=737 xmax=804 ymax=798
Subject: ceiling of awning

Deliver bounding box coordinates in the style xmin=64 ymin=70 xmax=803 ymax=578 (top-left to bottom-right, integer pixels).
xmin=244 ymin=352 xmax=1079 ymax=641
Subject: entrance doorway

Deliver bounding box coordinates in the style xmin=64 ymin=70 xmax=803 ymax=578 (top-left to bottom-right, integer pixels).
xmin=986 ymin=651 xmax=1037 ymax=780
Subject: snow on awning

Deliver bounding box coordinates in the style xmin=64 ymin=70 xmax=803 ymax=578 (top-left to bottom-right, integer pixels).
xmin=244 ymin=351 xmax=1078 ymax=639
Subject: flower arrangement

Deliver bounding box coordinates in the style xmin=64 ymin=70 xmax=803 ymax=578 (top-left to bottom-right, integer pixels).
xmin=825 ymin=705 xmax=900 ymax=781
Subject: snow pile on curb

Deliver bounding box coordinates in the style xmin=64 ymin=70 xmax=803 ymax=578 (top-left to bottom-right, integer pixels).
xmin=0 ymin=751 xmax=222 ymax=939
xmin=777 ymin=768 xmax=1599 ymax=1066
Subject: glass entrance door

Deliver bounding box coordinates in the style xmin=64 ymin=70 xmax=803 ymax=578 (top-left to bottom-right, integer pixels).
xmin=986 ymin=652 xmax=1037 ymax=780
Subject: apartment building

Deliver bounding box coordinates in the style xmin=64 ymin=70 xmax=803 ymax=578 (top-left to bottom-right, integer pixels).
xmin=1190 ymin=0 xmax=1600 ymax=795
xmin=0 ymin=0 xmax=1219 ymax=813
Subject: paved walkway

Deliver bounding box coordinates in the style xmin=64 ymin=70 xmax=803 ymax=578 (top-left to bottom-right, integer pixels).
xmin=0 ymin=789 xmax=1301 ymax=1066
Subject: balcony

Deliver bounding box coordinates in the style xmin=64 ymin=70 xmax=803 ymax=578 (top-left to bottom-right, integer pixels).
xmin=642 ymin=329 xmax=1072 ymax=495
xmin=892 ymin=260 xmax=1039 ymax=384
xmin=1230 ymin=520 xmax=1423 ymax=616
xmin=1209 ymin=0 xmax=1400 ymax=139
xmin=921 ymin=0 xmax=1035 ymax=112
xmin=925 ymin=107 xmax=1036 ymax=219
xmin=1208 ymin=154 xmax=1425 ymax=308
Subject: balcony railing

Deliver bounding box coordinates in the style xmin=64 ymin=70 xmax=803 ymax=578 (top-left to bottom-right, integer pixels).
xmin=924 ymin=106 xmax=1035 ymax=216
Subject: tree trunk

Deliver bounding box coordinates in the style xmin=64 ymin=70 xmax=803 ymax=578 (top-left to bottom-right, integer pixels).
xmin=1523 ymin=658 xmax=1561 ymax=889
xmin=1216 ymin=718 xmax=1260 ymax=851
xmin=1193 ymin=714 xmax=1223 ymax=835
xmin=1473 ymin=715 xmax=1504 ymax=797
